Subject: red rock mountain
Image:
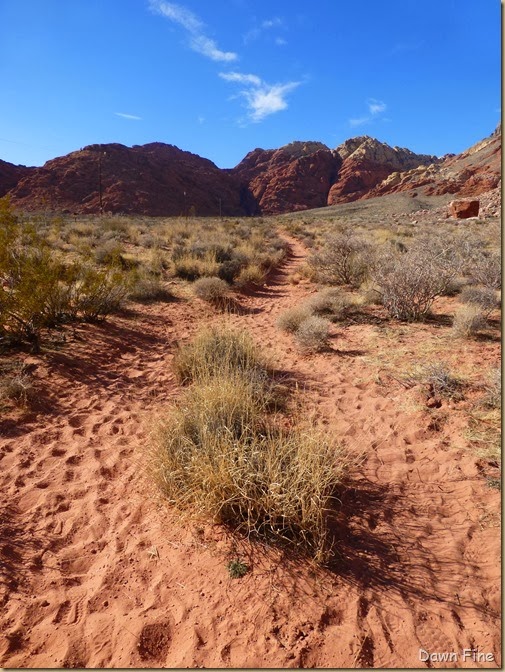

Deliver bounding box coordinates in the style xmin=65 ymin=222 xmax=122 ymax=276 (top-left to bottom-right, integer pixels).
xmin=0 ymin=160 xmax=35 ymax=198
xmin=8 ymin=143 xmax=249 ymax=217
xmin=368 ymin=123 xmax=501 ymax=200
xmin=229 ymin=141 xmax=341 ymax=215
xmin=2 ymin=126 xmax=500 ymax=216
xmin=327 ymin=136 xmax=440 ymax=204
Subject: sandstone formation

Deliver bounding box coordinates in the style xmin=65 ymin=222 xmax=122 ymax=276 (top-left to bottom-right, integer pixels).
xmin=230 ymin=141 xmax=341 ymax=215
xmin=327 ymin=136 xmax=440 ymax=205
xmin=368 ymin=123 xmax=501 ymax=200
xmin=8 ymin=143 xmax=249 ymax=217
xmin=2 ymin=125 xmax=500 ymax=216
xmin=449 ymin=199 xmax=480 ymax=219
xmin=0 ymin=159 xmax=35 ymax=198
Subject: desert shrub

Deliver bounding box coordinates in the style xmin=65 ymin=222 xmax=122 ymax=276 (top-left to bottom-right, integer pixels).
xmin=469 ymin=252 xmax=501 ymax=290
xmin=193 ymin=277 xmax=231 ymax=305
xmin=152 ymin=365 xmax=347 ymax=562
xmin=173 ymin=252 xmax=221 ymax=281
xmin=217 ymin=258 xmax=244 ymax=283
xmin=128 ymin=273 xmax=172 ymax=304
xmin=459 ymin=286 xmax=499 ymax=316
xmin=482 ymin=367 xmax=501 ymax=409
xmin=74 ymin=266 xmax=128 ymax=321
xmin=294 ymin=316 xmax=331 ymax=353
xmin=308 ymin=232 xmax=372 ymax=287
xmin=304 ymin=288 xmax=356 ymax=322
xmin=235 ymin=264 xmax=266 ymax=287
xmin=373 ymin=249 xmax=456 ymax=321
xmin=451 ymin=305 xmax=487 ymax=338
xmin=94 ymin=240 xmax=124 ymax=266
xmin=418 ymin=363 xmax=464 ymax=400
xmin=173 ymin=326 xmax=268 ymax=385
xmin=277 ymin=306 xmax=312 ymax=334
xmin=0 ymin=363 xmax=35 ymax=406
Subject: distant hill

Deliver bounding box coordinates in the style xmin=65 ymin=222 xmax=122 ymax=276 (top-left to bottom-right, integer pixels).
xmin=1 ymin=126 xmax=500 ymax=216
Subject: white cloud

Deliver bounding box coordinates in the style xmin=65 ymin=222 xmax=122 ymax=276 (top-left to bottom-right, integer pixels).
xmin=261 ymin=18 xmax=282 ymax=29
xmin=219 ymin=71 xmax=262 ymax=86
xmin=149 ymin=0 xmax=237 ymax=62
xmin=115 ymin=112 xmax=142 ymax=120
xmin=243 ymin=16 xmax=285 ymax=44
xmin=367 ymin=98 xmax=387 ymax=115
xmin=275 ymin=37 xmax=287 ymax=46
xmin=190 ymin=35 xmax=236 ymax=62
xmin=349 ymin=98 xmax=387 ymax=128
xmin=349 ymin=116 xmax=370 ymax=127
xmin=219 ymin=71 xmax=300 ymax=122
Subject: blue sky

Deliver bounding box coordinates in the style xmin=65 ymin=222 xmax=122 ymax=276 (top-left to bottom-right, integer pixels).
xmin=0 ymin=0 xmax=500 ymax=168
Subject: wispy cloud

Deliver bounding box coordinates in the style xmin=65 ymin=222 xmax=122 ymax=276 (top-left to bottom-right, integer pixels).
xmin=149 ymin=0 xmax=237 ymax=62
xmin=349 ymin=116 xmax=369 ymax=128
xmin=243 ymin=16 xmax=285 ymax=45
xmin=348 ymin=98 xmax=387 ymax=128
xmin=275 ymin=37 xmax=287 ymax=46
xmin=115 ymin=112 xmax=142 ymax=120
xmin=367 ymin=98 xmax=386 ymax=115
xmin=219 ymin=71 xmax=300 ymax=122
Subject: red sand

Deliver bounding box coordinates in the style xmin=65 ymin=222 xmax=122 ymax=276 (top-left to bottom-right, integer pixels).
xmin=0 ymin=237 xmax=500 ymax=668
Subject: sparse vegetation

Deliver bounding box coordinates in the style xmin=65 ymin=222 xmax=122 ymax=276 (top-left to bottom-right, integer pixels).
xmin=452 ymin=305 xmax=487 ymax=339
xmin=152 ymin=325 xmax=348 ymax=562
xmin=193 ymin=276 xmax=231 ymax=306
xmin=308 ymin=231 xmax=372 ymax=287
xmin=0 ymin=362 xmax=35 ymax=407
xmin=294 ymin=316 xmax=331 ymax=353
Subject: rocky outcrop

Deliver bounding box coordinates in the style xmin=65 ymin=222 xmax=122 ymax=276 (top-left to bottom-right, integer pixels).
xmin=449 ymin=199 xmax=480 ymax=219
xmin=368 ymin=123 xmax=501 ymax=200
xmin=327 ymin=137 xmax=439 ymax=205
xmin=0 ymin=160 xmax=35 ymax=198
xmin=230 ymin=142 xmax=342 ymax=215
xmin=8 ymin=143 xmax=249 ymax=216
xmin=3 ymin=126 xmax=500 ymax=216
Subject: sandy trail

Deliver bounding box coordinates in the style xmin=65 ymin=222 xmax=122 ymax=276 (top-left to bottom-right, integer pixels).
xmin=0 ymin=236 xmax=500 ymax=668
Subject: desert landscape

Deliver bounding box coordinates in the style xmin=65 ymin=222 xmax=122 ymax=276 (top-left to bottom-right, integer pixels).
xmin=0 ymin=114 xmax=501 ymax=669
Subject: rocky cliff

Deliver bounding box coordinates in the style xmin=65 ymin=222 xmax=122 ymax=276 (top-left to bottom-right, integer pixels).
xmin=327 ymin=136 xmax=440 ymax=204
xmin=2 ymin=127 xmax=500 ymax=216
xmin=8 ymin=143 xmax=249 ymax=216
xmin=367 ymin=123 xmax=501 ymax=200
xmin=0 ymin=160 xmax=35 ymax=198
xmin=230 ymin=141 xmax=341 ymax=214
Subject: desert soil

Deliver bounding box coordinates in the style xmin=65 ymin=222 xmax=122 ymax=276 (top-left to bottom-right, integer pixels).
xmin=0 ymin=234 xmax=500 ymax=668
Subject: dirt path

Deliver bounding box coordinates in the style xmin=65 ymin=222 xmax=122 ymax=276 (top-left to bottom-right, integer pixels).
xmin=0 ymin=236 xmax=500 ymax=668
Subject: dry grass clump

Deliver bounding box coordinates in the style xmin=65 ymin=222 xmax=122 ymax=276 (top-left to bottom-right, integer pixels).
xmin=277 ymin=306 xmax=312 ymax=334
xmin=451 ymin=305 xmax=487 ymax=339
xmin=152 ymin=325 xmax=348 ymax=562
xmin=0 ymin=363 xmax=35 ymax=407
xmin=128 ymin=273 xmax=173 ymax=304
xmin=294 ymin=316 xmax=331 ymax=353
xmin=173 ymin=325 xmax=269 ymax=385
xmin=193 ymin=277 xmax=231 ymax=306
xmin=304 ymin=288 xmax=356 ymax=322
xmin=418 ymin=363 xmax=464 ymax=400
xmin=482 ymin=367 xmax=501 ymax=409
xmin=459 ymin=286 xmax=499 ymax=316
